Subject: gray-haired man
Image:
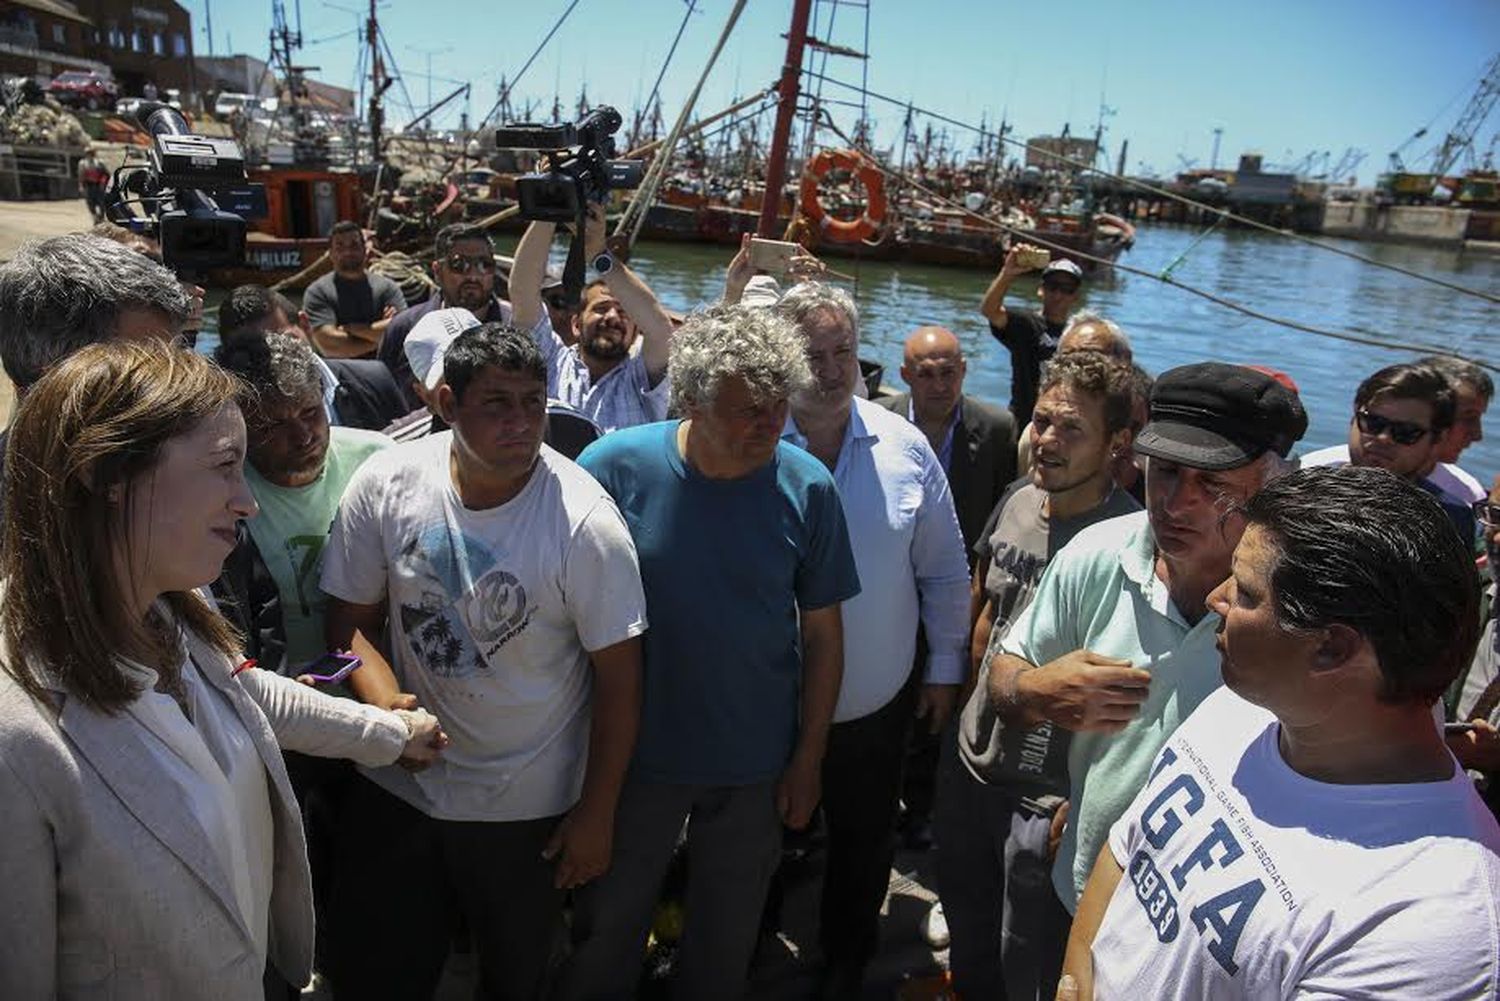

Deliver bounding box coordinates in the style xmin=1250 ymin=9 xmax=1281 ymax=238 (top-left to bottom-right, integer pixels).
xmin=0 ymin=232 xmax=191 ymax=393
xmin=213 ymin=332 xmax=393 ymax=671
xmin=560 ymin=305 xmax=860 ymax=1000
xmin=0 ymin=233 xmax=192 ymax=505
xmin=212 ymin=332 xmax=394 ymax=987
xmin=779 ymin=282 xmax=971 ymax=998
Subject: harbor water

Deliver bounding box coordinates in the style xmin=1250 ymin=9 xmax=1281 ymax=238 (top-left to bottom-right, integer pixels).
xmin=211 ymin=224 xmax=1500 ymax=478
xmin=610 ymin=226 xmax=1500 ymax=478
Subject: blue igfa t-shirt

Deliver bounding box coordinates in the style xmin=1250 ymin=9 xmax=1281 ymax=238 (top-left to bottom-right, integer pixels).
xmin=579 ymin=421 xmax=860 ymax=785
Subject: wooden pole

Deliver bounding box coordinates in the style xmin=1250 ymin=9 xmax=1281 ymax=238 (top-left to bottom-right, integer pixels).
xmin=757 ymin=0 xmax=812 ymax=237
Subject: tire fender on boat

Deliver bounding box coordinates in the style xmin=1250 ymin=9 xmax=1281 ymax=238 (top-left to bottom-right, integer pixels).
xmin=800 ymin=150 xmax=887 ymax=244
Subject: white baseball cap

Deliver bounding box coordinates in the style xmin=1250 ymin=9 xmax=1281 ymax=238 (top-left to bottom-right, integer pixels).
xmin=404 ymin=307 xmax=480 ymax=391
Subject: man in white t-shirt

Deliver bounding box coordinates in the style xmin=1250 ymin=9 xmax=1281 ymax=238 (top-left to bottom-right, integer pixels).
xmin=1062 ymin=466 xmax=1500 ymax=1000
xmin=319 ymin=323 xmax=648 ymax=1001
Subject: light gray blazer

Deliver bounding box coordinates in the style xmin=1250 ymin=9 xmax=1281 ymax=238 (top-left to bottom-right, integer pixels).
xmin=0 ymin=627 xmax=409 ymax=1000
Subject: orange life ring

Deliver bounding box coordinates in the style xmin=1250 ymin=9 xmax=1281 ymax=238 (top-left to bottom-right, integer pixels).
xmin=799 ymin=150 xmax=886 ymax=244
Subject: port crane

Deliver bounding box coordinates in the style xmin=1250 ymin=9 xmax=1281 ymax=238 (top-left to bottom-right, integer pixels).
xmin=1431 ymin=52 xmax=1500 ymax=178
xmin=1382 ymin=52 xmax=1500 ymax=202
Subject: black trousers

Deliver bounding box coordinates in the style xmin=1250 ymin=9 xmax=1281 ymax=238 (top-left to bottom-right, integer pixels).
xmin=326 ymin=776 xmax=564 ymax=1001
xmin=818 ymin=675 xmax=920 ymax=966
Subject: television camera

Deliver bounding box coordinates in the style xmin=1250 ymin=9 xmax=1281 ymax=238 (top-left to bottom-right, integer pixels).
xmin=104 ymin=102 xmax=266 ymax=274
xmin=490 ymin=106 xmax=643 ymax=304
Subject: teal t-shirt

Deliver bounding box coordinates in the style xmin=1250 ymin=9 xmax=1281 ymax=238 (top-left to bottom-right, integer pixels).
xmin=579 ymin=421 xmax=861 ymax=785
xmin=245 ymin=426 xmax=391 ymax=668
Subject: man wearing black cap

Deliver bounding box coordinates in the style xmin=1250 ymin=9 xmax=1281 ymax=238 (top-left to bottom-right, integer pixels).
xmin=977 ymin=363 xmax=1306 ymax=983
xmin=979 ymin=243 xmax=1084 ymax=426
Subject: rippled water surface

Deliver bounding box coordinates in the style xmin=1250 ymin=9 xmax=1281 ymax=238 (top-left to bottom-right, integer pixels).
xmin=210 ymin=224 xmax=1500 ymax=477
xmin=608 ymin=227 xmax=1500 ymax=478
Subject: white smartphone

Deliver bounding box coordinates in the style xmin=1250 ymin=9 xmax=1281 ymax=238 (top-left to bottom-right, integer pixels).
xmin=749 ymin=238 xmax=799 ymax=273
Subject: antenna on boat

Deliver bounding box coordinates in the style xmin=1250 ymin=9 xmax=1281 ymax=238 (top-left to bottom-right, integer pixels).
xmin=365 ymin=0 xmax=388 ymax=162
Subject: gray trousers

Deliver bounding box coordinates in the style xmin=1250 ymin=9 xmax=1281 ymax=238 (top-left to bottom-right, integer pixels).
xmin=931 ymin=735 xmax=1071 ymax=1001
xmin=557 ymin=777 xmax=782 ymax=1001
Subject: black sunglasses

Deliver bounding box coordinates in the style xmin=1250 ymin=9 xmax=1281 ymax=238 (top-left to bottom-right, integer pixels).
xmin=1042 ymin=280 xmax=1080 ymax=295
xmin=1354 ymin=408 xmax=1431 ymax=446
xmin=445 ymin=253 xmax=496 ymax=275
xmin=1475 ymin=500 xmax=1500 ymax=528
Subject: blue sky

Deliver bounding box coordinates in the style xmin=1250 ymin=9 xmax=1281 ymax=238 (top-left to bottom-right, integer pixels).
xmin=188 ymin=0 xmax=1499 ymax=185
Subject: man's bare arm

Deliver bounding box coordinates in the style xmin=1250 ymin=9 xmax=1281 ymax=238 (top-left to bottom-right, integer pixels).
xmin=778 ymin=603 xmax=844 ymax=828
xmin=980 ymin=243 xmax=1038 ymax=328
xmin=312 ymin=323 xmax=381 ymax=358
xmin=325 ymin=597 xmax=410 ymax=710
xmin=986 ymin=649 xmax=1151 ymax=732
xmin=545 ymin=635 xmax=642 ymax=889
xmin=1058 ymin=844 xmax=1125 ymax=1001
xmin=510 ymin=220 xmax=556 ymax=332
xmin=583 ymin=207 xmax=674 ymax=381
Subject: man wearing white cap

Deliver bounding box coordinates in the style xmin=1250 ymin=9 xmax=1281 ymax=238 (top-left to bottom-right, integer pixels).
xmin=382 ymin=307 xmax=601 ymax=459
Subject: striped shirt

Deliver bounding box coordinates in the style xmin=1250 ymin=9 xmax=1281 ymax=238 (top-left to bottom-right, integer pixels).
xmin=532 ymin=312 xmax=671 ymax=433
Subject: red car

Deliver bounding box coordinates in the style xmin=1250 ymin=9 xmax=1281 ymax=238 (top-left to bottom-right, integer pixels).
xmin=47 ymin=71 xmax=119 ymax=110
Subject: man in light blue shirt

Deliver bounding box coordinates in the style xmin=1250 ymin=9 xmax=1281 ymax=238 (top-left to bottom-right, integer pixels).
xmin=779 ymin=283 xmax=971 ymax=997
xmin=986 ymin=362 xmax=1307 ymax=935
xmin=507 ymin=209 xmax=676 ymax=432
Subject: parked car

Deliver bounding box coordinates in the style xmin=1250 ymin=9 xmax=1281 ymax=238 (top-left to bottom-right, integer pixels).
xmin=213 ymin=91 xmax=262 ymax=119
xmin=47 ymin=71 xmax=118 ymax=110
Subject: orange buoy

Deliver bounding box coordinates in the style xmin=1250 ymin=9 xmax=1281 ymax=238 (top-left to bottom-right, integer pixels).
xmin=799 ymin=150 xmax=887 ymax=244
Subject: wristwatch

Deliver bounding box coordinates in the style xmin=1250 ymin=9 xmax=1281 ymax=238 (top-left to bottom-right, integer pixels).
xmin=591 ymin=251 xmax=615 ymax=275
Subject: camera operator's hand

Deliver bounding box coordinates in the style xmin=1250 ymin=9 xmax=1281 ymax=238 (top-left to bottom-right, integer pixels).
xmin=583 ymin=203 xmax=608 ymax=259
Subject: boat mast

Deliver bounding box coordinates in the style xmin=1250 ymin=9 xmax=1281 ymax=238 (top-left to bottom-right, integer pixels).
xmin=366 ymin=0 xmax=384 ymax=162
xmin=757 ymin=0 xmax=813 ymax=238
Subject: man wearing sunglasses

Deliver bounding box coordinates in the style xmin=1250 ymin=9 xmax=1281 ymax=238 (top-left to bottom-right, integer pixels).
xmin=378 ymin=223 xmax=513 ymax=411
xmin=979 ymin=244 xmax=1084 ymax=426
xmin=1302 ymin=362 xmax=1474 ymax=544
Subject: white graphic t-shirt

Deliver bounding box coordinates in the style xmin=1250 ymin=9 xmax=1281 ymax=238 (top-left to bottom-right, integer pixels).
xmin=1093 ymin=687 xmax=1500 ymax=1000
xmin=321 ymin=432 xmax=647 ymax=822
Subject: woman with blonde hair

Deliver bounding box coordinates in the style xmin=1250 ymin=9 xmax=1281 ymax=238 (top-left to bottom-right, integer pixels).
xmin=0 ymin=342 xmax=444 ymax=1000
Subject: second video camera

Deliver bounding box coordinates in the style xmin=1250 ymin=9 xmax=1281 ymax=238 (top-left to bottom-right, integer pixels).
xmin=492 ymin=106 xmax=643 ymax=222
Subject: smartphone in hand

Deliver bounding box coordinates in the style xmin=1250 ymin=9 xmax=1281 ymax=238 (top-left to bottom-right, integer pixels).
xmin=749 ymin=238 xmax=798 ymax=273
xmin=302 ymin=651 xmax=362 ymax=685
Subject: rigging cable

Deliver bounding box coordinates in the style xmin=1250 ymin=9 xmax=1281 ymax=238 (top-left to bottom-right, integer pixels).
xmin=813 ymin=113 xmax=1498 ymax=373
xmin=806 ymin=71 xmax=1500 ymax=305
xmin=616 ymin=0 xmax=750 ymax=246
xmin=642 ymin=1 xmax=698 ymax=127
xmin=476 ymin=0 xmax=585 ymax=130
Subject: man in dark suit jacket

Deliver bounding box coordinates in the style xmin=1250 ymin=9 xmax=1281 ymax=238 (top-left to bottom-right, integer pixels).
xmin=878 ymin=325 xmax=1016 ymax=852
xmin=323 ymin=356 xmax=408 ymax=431
xmin=878 ymin=326 xmax=1017 ymax=562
